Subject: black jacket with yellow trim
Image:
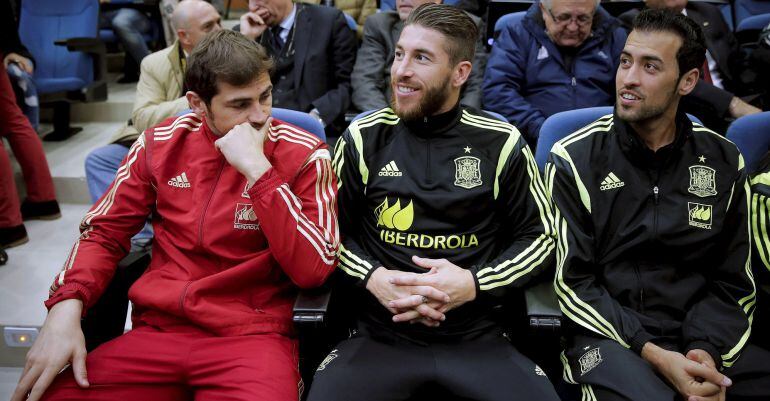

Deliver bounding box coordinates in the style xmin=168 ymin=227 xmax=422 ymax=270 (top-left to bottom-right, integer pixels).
xmin=749 ymin=160 xmax=770 ymax=350
xmin=546 ymin=111 xmax=754 ymax=369
xmin=332 ymin=105 xmax=556 ymax=338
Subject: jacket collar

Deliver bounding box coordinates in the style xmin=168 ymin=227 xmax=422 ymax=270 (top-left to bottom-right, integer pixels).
xmin=615 ymin=109 xmax=692 ymax=168
xmin=401 ymin=102 xmax=461 ymax=137
xmin=166 ymin=40 xmax=185 ymax=91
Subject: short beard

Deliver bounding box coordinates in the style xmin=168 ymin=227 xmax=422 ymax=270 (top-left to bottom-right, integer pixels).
xmin=390 ymin=78 xmax=452 ymax=123
xmin=616 ymin=81 xmax=679 ymax=124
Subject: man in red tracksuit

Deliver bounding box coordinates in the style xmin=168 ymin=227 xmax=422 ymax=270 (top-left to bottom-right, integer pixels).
xmin=11 ymin=29 xmax=339 ymax=401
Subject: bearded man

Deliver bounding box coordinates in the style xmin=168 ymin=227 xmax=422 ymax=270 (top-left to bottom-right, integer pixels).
xmin=307 ymin=4 xmax=560 ymax=401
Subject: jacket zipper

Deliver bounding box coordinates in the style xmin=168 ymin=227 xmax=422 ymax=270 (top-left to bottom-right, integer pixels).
xmin=426 ymin=138 xmax=432 ymax=183
xmin=198 ymin=159 xmax=226 ymax=247
xmin=633 ymin=263 xmax=645 ymax=314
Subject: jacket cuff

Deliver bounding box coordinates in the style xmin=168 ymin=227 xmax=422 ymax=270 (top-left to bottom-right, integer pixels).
xmin=247 ymin=168 xmax=284 ymax=200
xmin=685 ymin=340 xmax=722 ymax=370
xmin=629 ymin=329 xmax=655 ymax=355
xmin=45 ymin=283 xmax=91 ymax=317
xmin=360 ymin=265 xmax=379 ymax=288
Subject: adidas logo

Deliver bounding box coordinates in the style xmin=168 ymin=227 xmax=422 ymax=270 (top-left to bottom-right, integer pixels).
xmin=600 ymin=172 xmax=624 ymax=191
xmin=168 ymin=172 xmax=191 ymax=188
xmin=379 ymin=161 xmax=402 ymax=177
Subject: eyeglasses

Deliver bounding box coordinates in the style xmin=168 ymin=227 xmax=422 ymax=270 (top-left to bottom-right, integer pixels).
xmin=546 ymin=8 xmax=593 ymax=27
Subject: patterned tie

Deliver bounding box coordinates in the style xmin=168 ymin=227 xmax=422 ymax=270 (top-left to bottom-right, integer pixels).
xmin=270 ymin=26 xmax=285 ymax=52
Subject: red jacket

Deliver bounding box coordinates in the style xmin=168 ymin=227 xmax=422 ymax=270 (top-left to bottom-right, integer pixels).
xmin=46 ymin=113 xmax=339 ymax=336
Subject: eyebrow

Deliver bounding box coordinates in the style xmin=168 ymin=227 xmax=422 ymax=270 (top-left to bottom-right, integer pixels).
xmin=394 ymin=44 xmax=437 ymax=59
xmin=621 ymin=51 xmax=664 ymax=64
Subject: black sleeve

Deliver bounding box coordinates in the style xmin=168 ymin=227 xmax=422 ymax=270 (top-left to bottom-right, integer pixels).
xmin=0 ymin=0 xmax=35 ymax=65
xmin=312 ymin=9 xmax=357 ymax=125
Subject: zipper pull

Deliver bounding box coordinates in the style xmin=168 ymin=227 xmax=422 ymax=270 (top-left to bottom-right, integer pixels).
xmin=571 ymin=77 xmax=577 ymax=86
xmin=653 ymin=186 xmax=659 ymax=204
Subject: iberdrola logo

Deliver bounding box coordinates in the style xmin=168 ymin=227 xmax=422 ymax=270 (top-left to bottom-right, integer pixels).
xmin=375 ymin=197 xmax=414 ymax=231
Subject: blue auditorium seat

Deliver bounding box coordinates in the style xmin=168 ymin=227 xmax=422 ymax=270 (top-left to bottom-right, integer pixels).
xmin=380 ymin=0 xmax=395 ymax=11
xmin=272 ymin=108 xmax=327 ymax=142
xmin=18 ymin=0 xmax=107 ymax=140
xmin=535 ymin=107 xmax=704 ymax=171
xmin=492 ymin=11 xmax=526 ymax=44
xmin=734 ymin=0 xmax=770 ymax=29
xmin=736 ymin=13 xmax=770 ymax=33
xmin=726 ymin=112 xmax=770 ymax=174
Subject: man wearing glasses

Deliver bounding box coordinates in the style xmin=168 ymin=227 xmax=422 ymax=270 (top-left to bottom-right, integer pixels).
xmin=483 ymin=0 xmax=627 ymax=147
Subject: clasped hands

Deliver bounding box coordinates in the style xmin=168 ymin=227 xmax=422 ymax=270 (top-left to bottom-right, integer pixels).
xmin=365 ymin=255 xmax=476 ymax=327
xmin=642 ymin=343 xmax=732 ymax=401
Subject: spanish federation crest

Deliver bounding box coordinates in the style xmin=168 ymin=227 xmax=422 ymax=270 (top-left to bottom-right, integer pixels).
xmin=688 ymin=165 xmax=717 ymax=198
xmin=454 ymin=156 xmax=482 ymax=189
xmin=578 ymin=347 xmax=603 ymax=376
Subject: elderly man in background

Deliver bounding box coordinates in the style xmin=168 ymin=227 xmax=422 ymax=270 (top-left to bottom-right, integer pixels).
xmin=85 ymin=0 xmax=221 ymax=249
xmin=483 ymin=0 xmax=626 ymax=147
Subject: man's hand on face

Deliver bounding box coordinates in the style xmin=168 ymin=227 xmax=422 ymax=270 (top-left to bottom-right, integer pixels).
xmin=239 ymin=10 xmax=269 ymax=41
xmin=214 ymin=120 xmax=273 ymax=186
xmin=11 ymin=299 xmax=88 ymax=401
xmin=642 ymin=343 xmax=731 ymax=401
xmin=387 ymin=256 xmax=477 ymax=325
xmin=365 ymin=266 xmax=451 ymax=326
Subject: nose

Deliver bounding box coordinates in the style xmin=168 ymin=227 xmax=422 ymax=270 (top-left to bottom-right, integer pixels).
xmin=392 ymin=57 xmax=413 ymax=81
xmin=248 ymin=104 xmax=269 ymax=127
xmin=619 ymin=62 xmax=641 ymax=89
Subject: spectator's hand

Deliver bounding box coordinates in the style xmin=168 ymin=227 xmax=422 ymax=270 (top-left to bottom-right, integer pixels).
xmin=365 ymin=266 xmax=451 ymax=324
xmin=239 ymin=11 xmax=268 ymax=41
xmin=388 ymin=256 xmax=476 ymax=323
xmin=642 ymin=342 xmax=730 ymax=401
xmin=3 ymin=53 xmax=33 ymax=74
xmin=11 ymin=299 xmax=88 ymax=401
xmin=729 ymin=96 xmax=761 ymax=119
xmin=214 ymin=120 xmax=273 ymax=186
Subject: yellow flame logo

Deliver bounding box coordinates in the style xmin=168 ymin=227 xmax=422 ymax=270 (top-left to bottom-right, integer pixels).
xmin=375 ymin=197 xmax=414 ymax=231
xmin=690 ymin=205 xmax=711 ymax=221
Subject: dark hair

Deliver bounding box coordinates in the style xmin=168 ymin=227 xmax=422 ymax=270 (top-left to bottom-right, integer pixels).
xmin=404 ymin=3 xmax=478 ymax=66
xmin=632 ymin=8 xmax=706 ymax=78
xmin=185 ymin=30 xmax=274 ymax=104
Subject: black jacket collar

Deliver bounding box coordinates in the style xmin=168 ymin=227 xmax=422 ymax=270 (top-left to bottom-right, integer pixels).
xmin=615 ymin=110 xmax=693 ymax=168
xmin=402 ymin=102 xmax=462 ymax=137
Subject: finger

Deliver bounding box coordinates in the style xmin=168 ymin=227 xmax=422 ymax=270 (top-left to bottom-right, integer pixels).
xmin=416 ymin=318 xmax=441 ymax=327
xmin=26 ymin=367 xmax=60 ymax=401
xmin=388 ymin=294 xmax=428 ymax=310
xmin=686 ymin=380 xmax=722 ymax=397
xmin=412 ymin=285 xmax=451 ymax=303
xmin=10 ymin=364 xmax=42 ymax=401
xmin=393 ymin=309 xmax=422 ymax=323
xmin=72 ymin=348 xmax=89 ymax=388
xmin=414 ymin=303 xmax=445 ymax=321
xmin=23 ymin=60 xmax=33 ymax=74
xmin=411 ymin=255 xmax=444 ymax=270
xmin=686 ymin=362 xmax=732 ymax=387
xmin=389 ymin=273 xmax=431 ymax=287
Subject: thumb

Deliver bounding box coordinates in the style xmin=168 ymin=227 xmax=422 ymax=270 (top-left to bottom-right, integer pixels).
xmin=72 ymin=349 xmax=89 ymax=388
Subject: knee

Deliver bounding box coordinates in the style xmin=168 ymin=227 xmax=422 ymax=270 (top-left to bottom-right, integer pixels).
xmin=85 ymin=146 xmax=120 ymax=176
xmin=112 ymin=9 xmax=148 ymax=32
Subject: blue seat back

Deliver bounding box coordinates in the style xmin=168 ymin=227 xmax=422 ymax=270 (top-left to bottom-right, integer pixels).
xmin=272 ymin=108 xmax=326 ymax=142
xmin=726 ymin=112 xmax=770 ymax=174
xmin=494 ymin=11 xmax=526 ymax=39
xmin=535 ymin=107 xmax=704 ymax=171
xmin=380 ymin=0 xmax=395 ymax=11
xmin=734 ymin=0 xmax=770 ymax=28
xmin=19 ymin=0 xmax=99 ymax=94
xmin=736 ymin=13 xmax=770 ymax=32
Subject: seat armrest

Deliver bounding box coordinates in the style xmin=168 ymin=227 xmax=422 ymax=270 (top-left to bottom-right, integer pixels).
xmin=293 ymin=286 xmax=332 ymax=326
xmin=54 ymin=37 xmax=107 ymax=83
xmin=525 ymin=280 xmax=562 ymax=332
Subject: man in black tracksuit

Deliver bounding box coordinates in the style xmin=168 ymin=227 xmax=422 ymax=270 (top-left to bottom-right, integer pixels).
xmin=548 ymin=10 xmax=761 ymax=401
xmin=307 ymin=4 xmax=559 ymax=401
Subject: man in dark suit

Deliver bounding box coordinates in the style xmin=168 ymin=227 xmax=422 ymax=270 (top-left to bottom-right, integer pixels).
xmin=619 ymin=0 xmax=762 ymax=132
xmin=239 ymin=0 xmax=357 ymax=136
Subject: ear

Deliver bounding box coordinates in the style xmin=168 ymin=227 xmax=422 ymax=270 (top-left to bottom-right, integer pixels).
xmin=452 ymin=60 xmax=473 ymax=89
xmin=177 ymin=29 xmax=189 ymax=47
xmin=539 ymin=2 xmax=548 ymax=18
xmin=677 ymin=67 xmax=699 ymax=96
xmin=186 ymin=91 xmax=207 ymax=117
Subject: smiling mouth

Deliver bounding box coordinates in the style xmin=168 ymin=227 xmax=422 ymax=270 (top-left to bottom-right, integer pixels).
xmin=619 ymin=92 xmax=641 ymax=101
xmin=396 ymin=85 xmax=418 ymax=94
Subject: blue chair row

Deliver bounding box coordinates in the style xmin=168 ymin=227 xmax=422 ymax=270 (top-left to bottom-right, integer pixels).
xmin=18 ymin=0 xmax=107 ymax=140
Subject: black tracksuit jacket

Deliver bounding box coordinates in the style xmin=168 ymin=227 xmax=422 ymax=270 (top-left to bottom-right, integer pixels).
xmin=546 ymin=111 xmax=755 ymax=369
xmin=332 ymin=105 xmax=556 ymax=339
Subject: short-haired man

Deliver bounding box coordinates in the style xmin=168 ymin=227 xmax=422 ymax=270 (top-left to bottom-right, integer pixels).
xmin=351 ymin=0 xmax=487 ymax=111
xmin=85 ymin=0 xmax=222 ymax=249
xmin=11 ymin=30 xmax=339 ymax=401
xmin=239 ymin=0 xmax=356 ymax=135
xmin=548 ymin=9 xmax=762 ymax=401
xmin=307 ymin=4 xmax=559 ymax=401
xmin=483 ymin=0 xmax=627 ymax=146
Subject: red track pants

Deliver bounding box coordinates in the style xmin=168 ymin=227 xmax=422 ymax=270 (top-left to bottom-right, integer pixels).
xmin=0 ymin=59 xmax=56 ymax=228
xmin=41 ymin=325 xmax=302 ymax=401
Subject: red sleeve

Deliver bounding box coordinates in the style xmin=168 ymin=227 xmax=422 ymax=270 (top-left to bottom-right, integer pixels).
xmin=247 ymin=146 xmax=339 ymax=288
xmin=46 ymin=134 xmax=156 ymax=312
